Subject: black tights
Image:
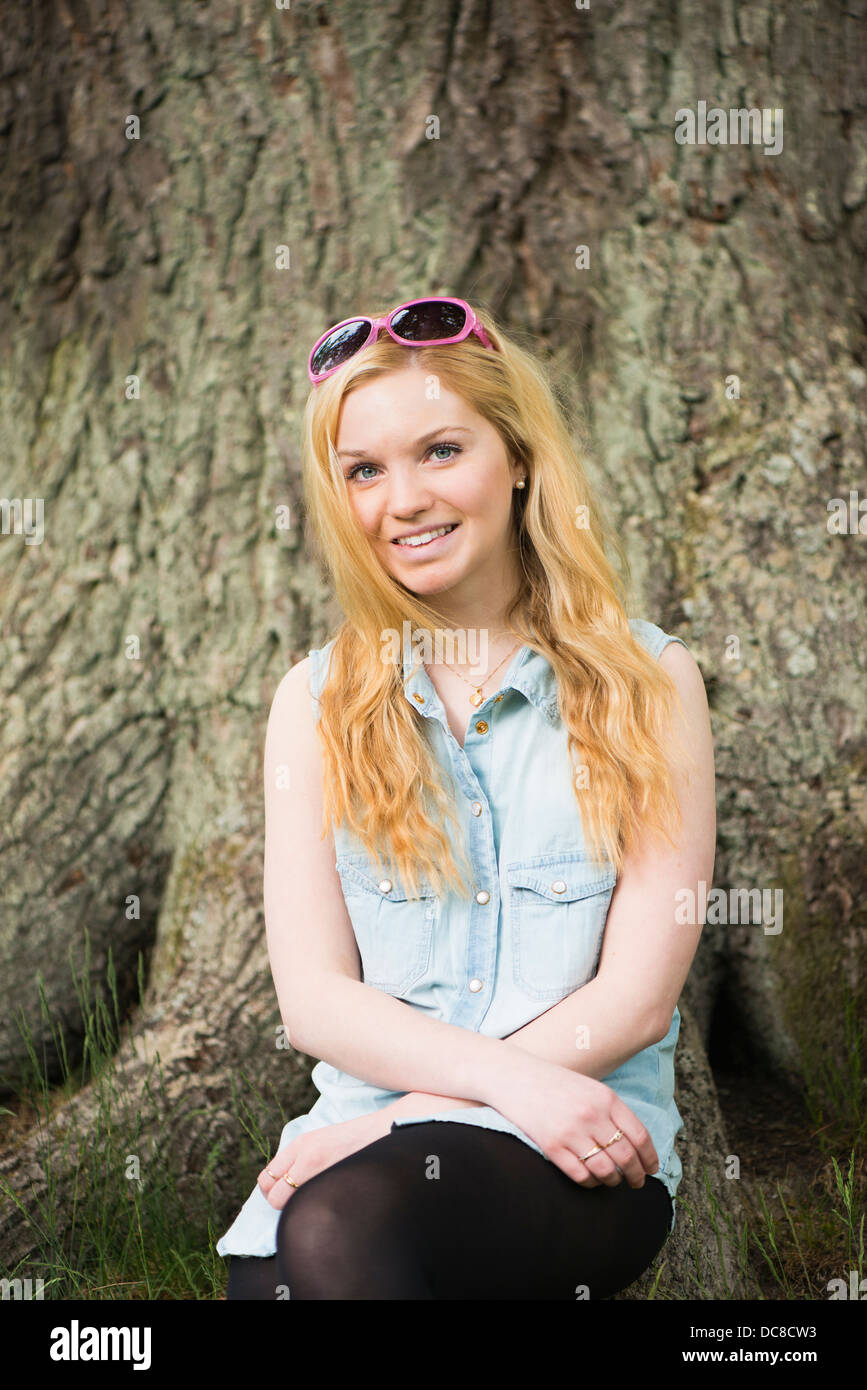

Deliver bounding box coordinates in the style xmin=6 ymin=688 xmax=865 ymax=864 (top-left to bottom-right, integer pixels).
xmin=225 ymin=1121 xmax=672 ymax=1300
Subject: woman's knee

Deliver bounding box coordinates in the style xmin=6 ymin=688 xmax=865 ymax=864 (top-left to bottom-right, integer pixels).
xmin=276 ymin=1156 xmax=411 ymax=1265
xmin=274 ymin=1156 xmax=430 ymax=1298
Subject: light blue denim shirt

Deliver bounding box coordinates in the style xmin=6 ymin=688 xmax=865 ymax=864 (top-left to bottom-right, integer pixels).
xmin=216 ymin=618 xmax=687 ymax=1257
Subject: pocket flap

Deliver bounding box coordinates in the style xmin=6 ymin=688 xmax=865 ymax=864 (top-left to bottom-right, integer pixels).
xmin=335 ymin=853 xmax=436 ymax=902
xmin=506 ymin=858 xmax=616 ymax=902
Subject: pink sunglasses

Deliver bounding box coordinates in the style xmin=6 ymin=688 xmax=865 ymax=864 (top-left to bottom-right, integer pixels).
xmin=307 ymin=296 xmax=495 ymax=385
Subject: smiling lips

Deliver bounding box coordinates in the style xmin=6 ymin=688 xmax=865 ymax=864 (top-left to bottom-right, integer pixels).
xmin=392 ymin=523 xmax=460 ymax=548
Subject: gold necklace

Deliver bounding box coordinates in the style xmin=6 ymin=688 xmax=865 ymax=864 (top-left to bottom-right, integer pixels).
xmin=427 ymin=640 xmax=523 ymax=707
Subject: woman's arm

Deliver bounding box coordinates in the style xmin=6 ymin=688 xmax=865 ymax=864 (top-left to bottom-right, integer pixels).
xmin=499 ymin=641 xmax=716 ymax=1065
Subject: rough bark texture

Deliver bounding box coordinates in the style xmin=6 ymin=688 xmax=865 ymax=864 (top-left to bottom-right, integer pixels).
xmin=1 ymin=0 xmax=865 ymax=1298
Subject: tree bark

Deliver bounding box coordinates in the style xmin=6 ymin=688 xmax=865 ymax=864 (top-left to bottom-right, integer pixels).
xmin=2 ymin=0 xmax=864 ymax=1298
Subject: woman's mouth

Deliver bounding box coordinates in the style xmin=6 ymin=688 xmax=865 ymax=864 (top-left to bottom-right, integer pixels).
xmin=391 ymin=522 xmax=460 ymax=551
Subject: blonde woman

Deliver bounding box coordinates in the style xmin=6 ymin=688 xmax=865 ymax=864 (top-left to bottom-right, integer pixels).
xmin=216 ymin=297 xmax=716 ymax=1300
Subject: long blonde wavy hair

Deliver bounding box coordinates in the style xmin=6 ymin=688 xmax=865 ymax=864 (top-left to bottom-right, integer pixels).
xmin=301 ymin=301 xmax=693 ymax=901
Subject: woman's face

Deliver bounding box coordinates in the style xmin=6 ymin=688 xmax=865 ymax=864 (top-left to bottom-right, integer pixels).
xmin=334 ymin=367 xmax=524 ymax=606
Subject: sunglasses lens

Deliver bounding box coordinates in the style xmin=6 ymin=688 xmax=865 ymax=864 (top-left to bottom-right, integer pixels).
xmin=389 ymin=300 xmax=467 ymax=342
xmin=310 ymin=319 xmax=371 ymax=377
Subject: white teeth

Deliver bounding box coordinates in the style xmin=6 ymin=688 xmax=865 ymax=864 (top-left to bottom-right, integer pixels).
xmin=395 ymin=524 xmax=457 ymax=547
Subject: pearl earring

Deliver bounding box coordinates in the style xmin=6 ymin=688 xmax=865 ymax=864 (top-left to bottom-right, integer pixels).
xmin=515 ymin=478 xmax=526 ymax=489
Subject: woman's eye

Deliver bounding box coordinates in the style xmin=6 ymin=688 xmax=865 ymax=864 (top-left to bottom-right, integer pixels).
xmin=346 ymin=463 xmax=380 ymax=482
xmin=429 ymin=443 xmax=460 ymax=461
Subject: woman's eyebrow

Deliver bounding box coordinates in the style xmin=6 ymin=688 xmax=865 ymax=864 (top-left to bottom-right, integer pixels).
xmin=337 ymin=425 xmax=473 ymax=460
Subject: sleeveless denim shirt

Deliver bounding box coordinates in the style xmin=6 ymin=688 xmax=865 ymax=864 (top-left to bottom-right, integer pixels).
xmin=216 ymin=618 xmax=687 ymax=1257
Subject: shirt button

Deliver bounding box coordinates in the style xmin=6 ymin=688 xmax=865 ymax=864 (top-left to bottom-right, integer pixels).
xmin=475 ymin=889 xmax=490 ymax=904
xmin=378 ymin=879 xmax=393 ymax=894
xmin=471 ymin=801 xmax=483 ymax=816
xmin=552 ymin=880 xmax=567 ymax=893
xmin=468 ymin=978 xmax=483 ymax=993
xmin=475 ymin=720 xmax=489 ymax=734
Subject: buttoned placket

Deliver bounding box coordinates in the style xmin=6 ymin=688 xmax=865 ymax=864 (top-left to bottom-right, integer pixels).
xmin=401 ymin=639 xmax=562 ymax=1032
xmin=404 ymin=664 xmax=504 ymax=1030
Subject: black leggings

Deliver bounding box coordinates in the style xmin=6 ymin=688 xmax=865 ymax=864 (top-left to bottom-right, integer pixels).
xmin=225 ymin=1120 xmax=673 ymax=1300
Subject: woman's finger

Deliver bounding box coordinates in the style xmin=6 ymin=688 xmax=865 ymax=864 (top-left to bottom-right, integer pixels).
xmin=579 ymin=1139 xmax=627 ymax=1187
xmin=257 ymin=1140 xmax=299 ymax=1196
xmin=601 ymin=1132 xmax=649 ymax=1187
xmin=569 ymin=1112 xmax=649 ymax=1188
xmin=608 ymin=1097 xmax=660 ymax=1177
xmin=582 ymin=1128 xmax=648 ymax=1188
xmin=262 ymin=1163 xmax=303 ymax=1211
xmin=547 ymin=1144 xmax=602 ymax=1187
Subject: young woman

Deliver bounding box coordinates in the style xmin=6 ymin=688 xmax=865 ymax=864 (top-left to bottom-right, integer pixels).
xmin=216 ymin=297 xmax=716 ymax=1300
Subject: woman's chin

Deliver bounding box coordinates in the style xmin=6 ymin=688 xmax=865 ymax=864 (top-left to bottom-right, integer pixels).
xmin=391 ymin=569 xmax=459 ymax=597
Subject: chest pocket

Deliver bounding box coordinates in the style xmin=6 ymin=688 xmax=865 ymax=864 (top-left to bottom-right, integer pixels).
xmin=335 ymin=852 xmax=437 ymax=996
xmin=507 ymin=854 xmax=617 ymax=1001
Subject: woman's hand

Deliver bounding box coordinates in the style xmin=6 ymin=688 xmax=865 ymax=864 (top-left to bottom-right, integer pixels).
xmin=487 ymin=1055 xmax=660 ymax=1190
xmin=257 ymin=1093 xmax=483 ymax=1211
xmin=257 ymin=1110 xmax=389 ymax=1211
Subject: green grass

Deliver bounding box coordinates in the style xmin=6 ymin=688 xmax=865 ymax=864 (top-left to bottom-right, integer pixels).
xmin=643 ymin=977 xmax=866 ymax=1300
xmin=640 ymin=1147 xmax=863 ymax=1301
xmin=800 ymin=989 xmax=867 ymax=1150
xmin=0 ymin=940 xmax=863 ymax=1300
xmin=0 ymin=935 xmax=282 ymax=1300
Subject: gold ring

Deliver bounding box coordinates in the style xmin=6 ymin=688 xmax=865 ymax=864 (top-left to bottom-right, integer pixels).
xmin=580 ymin=1145 xmax=602 ymax=1162
xmin=602 ymin=1129 xmax=624 ymax=1147
xmin=282 ymin=1171 xmax=301 ymax=1188
xmin=265 ymin=1168 xmax=278 ymax=1180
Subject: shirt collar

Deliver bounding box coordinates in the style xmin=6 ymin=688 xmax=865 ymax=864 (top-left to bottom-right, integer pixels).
xmin=401 ymin=628 xmax=560 ymax=725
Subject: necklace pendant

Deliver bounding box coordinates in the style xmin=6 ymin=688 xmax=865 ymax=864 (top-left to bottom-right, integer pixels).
xmin=470 ymin=689 xmax=484 ymax=707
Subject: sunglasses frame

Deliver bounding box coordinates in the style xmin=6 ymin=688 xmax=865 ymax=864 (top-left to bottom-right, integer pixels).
xmin=307 ymin=296 xmax=494 ymax=384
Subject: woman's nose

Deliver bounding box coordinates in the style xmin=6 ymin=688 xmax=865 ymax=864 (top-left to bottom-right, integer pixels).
xmin=384 ymin=467 xmax=437 ymax=517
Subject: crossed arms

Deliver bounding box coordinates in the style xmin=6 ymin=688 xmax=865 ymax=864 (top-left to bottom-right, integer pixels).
xmin=263 ymin=641 xmax=715 ymax=1113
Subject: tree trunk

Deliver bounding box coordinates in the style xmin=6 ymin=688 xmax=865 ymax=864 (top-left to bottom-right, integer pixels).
xmin=2 ymin=0 xmax=864 ymax=1298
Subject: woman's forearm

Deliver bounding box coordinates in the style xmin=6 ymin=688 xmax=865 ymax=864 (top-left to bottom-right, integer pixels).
xmin=502 ymin=974 xmax=661 ymax=1077
xmin=381 ymin=976 xmax=659 ymax=1117
xmin=290 ymin=971 xmax=657 ymax=1123
xmin=289 ymin=973 xmax=536 ymax=1110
